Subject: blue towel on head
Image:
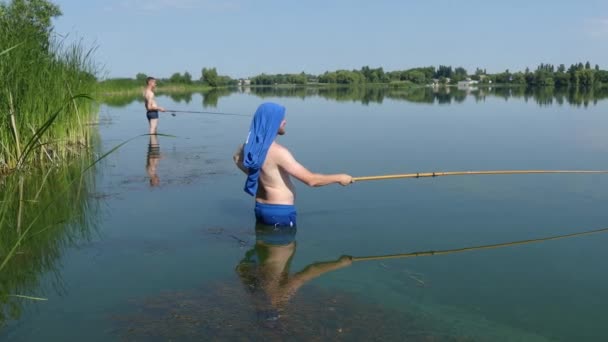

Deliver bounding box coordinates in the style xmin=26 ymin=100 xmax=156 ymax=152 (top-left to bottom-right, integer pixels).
xmin=243 ymin=103 xmax=286 ymax=196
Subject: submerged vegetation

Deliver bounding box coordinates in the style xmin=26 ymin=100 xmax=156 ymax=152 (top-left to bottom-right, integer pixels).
xmin=113 ymin=281 xmax=477 ymax=341
xmin=0 ymin=0 xmax=98 ymax=172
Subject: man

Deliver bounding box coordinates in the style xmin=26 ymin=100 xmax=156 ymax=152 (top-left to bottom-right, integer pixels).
xmin=143 ymin=76 xmax=165 ymax=134
xmin=233 ymin=102 xmax=352 ymax=227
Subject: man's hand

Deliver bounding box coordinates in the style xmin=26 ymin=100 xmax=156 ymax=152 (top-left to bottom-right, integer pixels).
xmin=338 ymin=174 xmax=353 ymax=186
xmin=159 ymin=107 xmax=166 ymax=112
xmin=233 ymin=144 xmax=249 ymax=174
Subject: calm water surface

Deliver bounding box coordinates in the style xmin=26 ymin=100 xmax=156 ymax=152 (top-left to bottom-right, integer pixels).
xmin=2 ymin=87 xmax=608 ymax=341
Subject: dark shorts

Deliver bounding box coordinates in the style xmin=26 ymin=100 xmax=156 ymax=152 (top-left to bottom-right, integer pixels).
xmin=254 ymin=202 xmax=296 ymax=227
xmin=146 ymin=110 xmax=159 ymax=120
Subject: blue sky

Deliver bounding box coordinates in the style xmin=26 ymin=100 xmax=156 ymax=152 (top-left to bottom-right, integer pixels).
xmin=52 ymin=0 xmax=608 ymax=79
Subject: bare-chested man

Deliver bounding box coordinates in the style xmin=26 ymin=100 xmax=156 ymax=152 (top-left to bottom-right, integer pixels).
xmin=143 ymin=76 xmax=165 ymax=134
xmin=233 ymin=102 xmax=352 ymax=227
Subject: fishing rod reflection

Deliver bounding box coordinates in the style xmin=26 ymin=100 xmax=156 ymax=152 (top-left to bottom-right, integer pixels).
xmin=234 ymin=219 xmax=608 ymax=325
xmin=235 ymin=223 xmax=352 ymax=323
xmin=146 ymin=134 xmax=161 ymax=187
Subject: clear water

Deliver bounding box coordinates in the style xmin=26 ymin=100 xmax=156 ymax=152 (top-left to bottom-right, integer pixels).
xmin=3 ymin=87 xmax=608 ymax=341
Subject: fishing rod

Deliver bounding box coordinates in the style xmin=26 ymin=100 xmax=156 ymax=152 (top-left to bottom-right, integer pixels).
xmin=165 ymin=109 xmax=249 ymax=117
xmin=352 ymin=170 xmax=608 ymax=182
xmin=351 ymin=226 xmax=608 ymax=262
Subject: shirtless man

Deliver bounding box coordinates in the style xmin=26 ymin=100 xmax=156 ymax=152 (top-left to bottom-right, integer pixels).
xmin=143 ymin=76 xmax=165 ymax=134
xmin=233 ymin=102 xmax=352 ymax=227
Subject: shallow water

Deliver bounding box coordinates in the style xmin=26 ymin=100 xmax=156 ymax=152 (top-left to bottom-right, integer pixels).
xmin=2 ymin=86 xmax=608 ymax=341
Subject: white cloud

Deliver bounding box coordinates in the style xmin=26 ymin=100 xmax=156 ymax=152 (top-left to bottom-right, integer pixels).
xmin=585 ymin=18 xmax=608 ymax=38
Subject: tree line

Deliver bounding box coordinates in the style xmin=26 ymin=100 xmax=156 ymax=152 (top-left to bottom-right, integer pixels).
xmin=314 ymin=63 xmax=608 ymax=88
xmin=247 ymin=63 xmax=608 ymax=88
xmin=108 ymin=61 xmax=608 ymax=89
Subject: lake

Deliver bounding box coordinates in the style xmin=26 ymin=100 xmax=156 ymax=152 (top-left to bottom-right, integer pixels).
xmin=2 ymin=85 xmax=608 ymax=341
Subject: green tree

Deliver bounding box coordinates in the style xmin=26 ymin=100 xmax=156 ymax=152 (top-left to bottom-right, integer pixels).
xmin=183 ymin=71 xmax=192 ymax=84
xmin=578 ymin=69 xmax=595 ymax=87
xmin=201 ymin=67 xmax=219 ymax=87
xmin=406 ymin=70 xmax=426 ymax=84
xmin=511 ymin=72 xmax=526 ymax=85
xmin=554 ymin=72 xmax=569 ymax=87
xmin=596 ymin=70 xmax=608 ymax=83
xmin=169 ymin=72 xmax=183 ymax=83
xmin=1 ymin=0 xmax=62 ymax=50
xmin=435 ymin=65 xmax=453 ymax=78
xmin=136 ymin=73 xmax=148 ymax=82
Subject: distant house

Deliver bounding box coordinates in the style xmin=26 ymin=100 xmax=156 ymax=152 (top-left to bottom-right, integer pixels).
xmin=431 ymin=77 xmax=453 ymax=86
xmin=238 ymin=78 xmax=251 ymax=86
xmin=457 ymin=78 xmax=479 ymax=88
xmin=478 ymin=75 xmax=492 ymax=84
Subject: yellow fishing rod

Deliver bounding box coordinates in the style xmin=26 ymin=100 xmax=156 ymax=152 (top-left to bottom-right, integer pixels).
xmin=352 ymin=169 xmax=608 ymax=182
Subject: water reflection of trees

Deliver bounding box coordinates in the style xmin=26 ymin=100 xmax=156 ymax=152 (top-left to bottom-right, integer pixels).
xmin=101 ymin=94 xmax=144 ymax=108
xmin=202 ymin=88 xmax=233 ymax=108
xmin=99 ymin=85 xmax=608 ymax=109
xmin=247 ymin=85 xmax=608 ymax=107
xmin=0 ymin=155 xmax=99 ymax=325
xmin=166 ymin=92 xmax=193 ymax=104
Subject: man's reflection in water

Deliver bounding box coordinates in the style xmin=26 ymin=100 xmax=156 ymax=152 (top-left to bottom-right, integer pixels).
xmin=235 ymin=224 xmax=352 ymax=325
xmin=146 ymin=134 xmax=161 ymax=187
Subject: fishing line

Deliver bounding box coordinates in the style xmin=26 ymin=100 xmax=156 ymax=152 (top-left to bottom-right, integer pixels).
xmin=165 ymin=109 xmax=249 ymax=117
xmin=351 ymin=226 xmax=608 ymax=262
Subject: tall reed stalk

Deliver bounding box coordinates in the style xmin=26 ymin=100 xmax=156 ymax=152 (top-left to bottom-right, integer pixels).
xmin=0 ymin=0 xmax=98 ymax=172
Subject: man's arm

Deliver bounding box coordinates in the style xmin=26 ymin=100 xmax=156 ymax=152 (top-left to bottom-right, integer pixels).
xmin=275 ymin=146 xmax=352 ymax=187
xmin=233 ymin=144 xmax=249 ymax=175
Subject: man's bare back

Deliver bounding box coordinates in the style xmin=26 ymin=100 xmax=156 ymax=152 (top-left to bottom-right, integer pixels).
xmin=234 ymin=141 xmax=352 ymax=205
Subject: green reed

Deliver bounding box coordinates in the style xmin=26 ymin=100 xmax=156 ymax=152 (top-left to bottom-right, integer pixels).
xmin=0 ymin=6 xmax=98 ymax=172
xmin=96 ymin=78 xmax=213 ymax=98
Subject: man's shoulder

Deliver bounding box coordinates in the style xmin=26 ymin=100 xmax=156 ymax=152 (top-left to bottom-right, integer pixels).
xmin=269 ymin=142 xmax=289 ymax=154
xmin=267 ymin=143 xmax=294 ymax=166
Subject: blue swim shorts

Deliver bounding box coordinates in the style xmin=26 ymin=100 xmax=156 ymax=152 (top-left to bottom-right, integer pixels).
xmin=146 ymin=110 xmax=159 ymax=120
xmin=254 ymin=202 xmax=297 ymax=227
